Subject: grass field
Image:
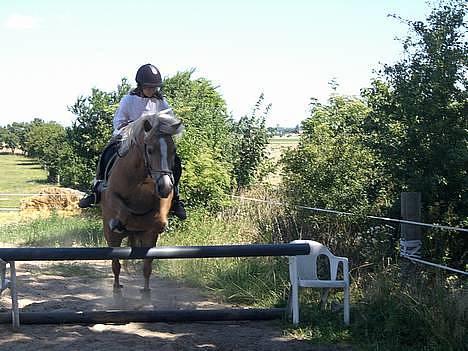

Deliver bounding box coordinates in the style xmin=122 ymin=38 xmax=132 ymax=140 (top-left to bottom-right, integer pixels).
xmin=269 ymin=135 xmax=300 ymax=144
xmin=265 ymin=135 xmax=299 ymax=185
xmin=0 ymin=153 xmax=50 ymax=223
xmin=0 ymin=153 xmax=49 ymax=208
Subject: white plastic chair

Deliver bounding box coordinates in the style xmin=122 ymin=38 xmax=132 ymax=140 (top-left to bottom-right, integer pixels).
xmin=288 ymin=240 xmax=350 ymax=325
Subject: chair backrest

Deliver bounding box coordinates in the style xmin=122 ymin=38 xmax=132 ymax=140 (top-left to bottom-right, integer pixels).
xmin=291 ymin=240 xmax=339 ymax=280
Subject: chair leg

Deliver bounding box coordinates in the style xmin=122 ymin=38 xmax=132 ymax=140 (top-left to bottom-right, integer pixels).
xmin=291 ymin=282 xmax=299 ymax=325
xmin=344 ymin=284 xmax=350 ymax=325
xmin=10 ymin=261 xmax=20 ymax=329
xmin=287 ymin=288 xmax=292 ymax=316
xmin=320 ymin=288 xmax=330 ymax=309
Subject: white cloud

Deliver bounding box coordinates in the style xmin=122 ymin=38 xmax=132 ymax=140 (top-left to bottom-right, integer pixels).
xmin=4 ymin=14 xmax=39 ymax=30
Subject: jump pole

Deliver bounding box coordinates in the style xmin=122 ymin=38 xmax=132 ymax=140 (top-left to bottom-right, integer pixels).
xmin=0 ymin=243 xmax=310 ymax=261
xmin=0 ymin=243 xmax=310 ymax=327
xmin=0 ymin=308 xmax=286 ymax=325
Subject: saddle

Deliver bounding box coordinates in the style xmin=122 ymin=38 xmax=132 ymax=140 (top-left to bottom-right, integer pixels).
xmin=96 ymin=139 xmax=122 ymax=188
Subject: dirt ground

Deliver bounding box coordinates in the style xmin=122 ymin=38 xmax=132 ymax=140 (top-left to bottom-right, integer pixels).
xmin=0 ymin=260 xmax=350 ymax=351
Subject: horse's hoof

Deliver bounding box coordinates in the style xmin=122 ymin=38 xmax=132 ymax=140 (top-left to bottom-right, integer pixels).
xmin=140 ymin=288 xmax=151 ymax=303
xmin=109 ymin=219 xmax=126 ymax=233
xmin=112 ymin=287 xmax=123 ymax=303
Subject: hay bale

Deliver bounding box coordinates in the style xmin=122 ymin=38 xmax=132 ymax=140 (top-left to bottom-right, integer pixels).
xmin=20 ymin=187 xmax=85 ymax=213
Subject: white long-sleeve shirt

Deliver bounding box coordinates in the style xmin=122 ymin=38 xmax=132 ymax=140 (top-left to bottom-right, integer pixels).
xmin=112 ymin=94 xmax=171 ymax=135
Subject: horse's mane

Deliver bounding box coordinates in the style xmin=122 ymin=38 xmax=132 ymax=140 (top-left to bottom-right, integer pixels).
xmin=119 ymin=109 xmax=184 ymax=154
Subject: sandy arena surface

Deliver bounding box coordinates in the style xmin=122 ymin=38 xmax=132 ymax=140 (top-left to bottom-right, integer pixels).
xmin=0 ymin=260 xmax=351 ymax=351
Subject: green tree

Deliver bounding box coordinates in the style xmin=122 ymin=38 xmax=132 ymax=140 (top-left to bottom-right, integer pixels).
xmin=282 ymin=95 xmax=389 ymax=213
xmin=1 ymin=122 xmax=31 ymax=154
xmin=26 ymin=121 xmax=67 ymax=182
xmin=0 ymin=126 xmax=10 ymax=151
xmin=281 ymin=95 xmax=396 ymax=265
xmin=163 ymin=70 xmax=235 ymax=208
xmin=12 ymin=122 xmax=30 ymax=153
xmin=232 ymin=93 xmax=270 ymax=190
xmin=362 ymin=0 xmax=467 ymax=223
xmin=62 ymin=78 xmax=131 ymax=187
xmin=3 ymin=128 xmax=19 ymax=153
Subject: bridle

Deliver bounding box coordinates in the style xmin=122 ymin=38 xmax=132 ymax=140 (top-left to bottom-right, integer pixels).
xmin=120 ymin=133 xmax=174 ymax=217
xmin=142 ymin=133 xmax=175 ymax=188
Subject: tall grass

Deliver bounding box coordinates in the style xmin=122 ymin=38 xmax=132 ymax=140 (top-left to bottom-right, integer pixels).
xmin=0 ymin=213 xmax=104 ymax=247
xmin=157 ymin=210 xmax=290 ymax=307
xmin=159 ymin=188 xmax=467 ymax=351
xmin=0 ymin=186 xmax=464 ymax=350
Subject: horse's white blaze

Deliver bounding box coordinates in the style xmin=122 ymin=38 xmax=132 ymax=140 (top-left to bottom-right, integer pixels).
xmin=159 ymin=137 xmax=168 ymax=171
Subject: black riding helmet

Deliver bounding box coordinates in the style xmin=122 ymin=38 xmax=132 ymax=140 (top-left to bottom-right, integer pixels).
xmin=135 ymin=64 xmax=163 ymax=87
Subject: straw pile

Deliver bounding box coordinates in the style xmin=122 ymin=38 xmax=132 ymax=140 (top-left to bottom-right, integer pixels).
xmin=20 ymin=187 xmax=85 ymax=214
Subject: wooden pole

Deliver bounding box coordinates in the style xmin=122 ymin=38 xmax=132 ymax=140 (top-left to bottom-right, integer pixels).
xmin=400 ymin=192 xmax=422 ymax=279
xmin=0 ymin=308 xmax=286 ymax=325
xmin=400 ymin=192 xmax=422 ymax=257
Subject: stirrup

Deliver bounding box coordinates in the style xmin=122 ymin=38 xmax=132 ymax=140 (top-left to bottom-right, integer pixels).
xmin=78 ymin=193 xmax=97 ymax=208
xmin=109 ymin=218 xmax=126 ymax=233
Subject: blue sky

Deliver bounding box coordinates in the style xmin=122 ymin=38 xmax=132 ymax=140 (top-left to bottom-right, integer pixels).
xmin=0 ymin=0 xmax=432 ymax=127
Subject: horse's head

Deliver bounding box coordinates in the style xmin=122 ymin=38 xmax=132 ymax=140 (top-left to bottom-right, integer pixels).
xmin=139 ymin=110 xmax=184 ymax=198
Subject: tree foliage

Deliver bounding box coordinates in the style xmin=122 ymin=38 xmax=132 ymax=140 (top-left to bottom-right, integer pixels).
xmin=281 ymin=0 xmax=466 ymax=271
xmin=61 ymin=79 xmax=131 ymax=187
xmin=26 ymin=121 xmax=67 ymax=182
xmin=0 ymin=126 xmax=19 ymax=153
xmin=163 ymin=70 xmax=235 ymax=208
xmin=282 ymin=95 xmax=390 ymax=214
xmin=232 ymin=93 xmax=270 ymax=190
xmin=0 ymin=122 xmax=30 ymax=153
xmin=362 ymin=0 xmax=467 ymax=223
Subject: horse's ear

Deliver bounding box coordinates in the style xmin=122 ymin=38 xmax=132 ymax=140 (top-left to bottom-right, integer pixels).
xmin=143 ymin=120 xmax=152 ymax=132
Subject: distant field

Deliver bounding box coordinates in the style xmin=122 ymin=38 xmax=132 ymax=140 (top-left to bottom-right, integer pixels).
xmin=267 ymin=135 xmax=299 ymax=160
xmin=269 ymin=135 xmax=300 ymax=144
xmin=265 ymin=135 xmax=300 ymax=185
xmin=0 ymin=153 xmax=48 ymax=209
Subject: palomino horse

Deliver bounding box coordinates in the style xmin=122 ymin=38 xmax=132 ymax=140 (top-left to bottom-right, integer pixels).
xmin=100 ymin=110 xmax=184 ymax=299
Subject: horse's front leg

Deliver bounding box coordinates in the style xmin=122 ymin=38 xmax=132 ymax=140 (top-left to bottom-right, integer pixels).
xmin=140 ymin=231 xmax=159 ymax=303
xmin=112 ymin=258 xmax=123 ymax=293
xmin=105 ymin=231 xmax=125 ymax=298
xmin=141 ymin=258 xmax=153 ymax=302
xmin=108 ymin=191 xmax=131 ymax=233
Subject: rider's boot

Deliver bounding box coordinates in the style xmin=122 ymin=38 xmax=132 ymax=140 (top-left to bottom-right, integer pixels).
xmin=78 ymin=193 xmax=96 ymax=208
xmin=171 ymin=186 xmax=187 ymax=220
xmin=78 ymin=180 xmax=103 ymax=208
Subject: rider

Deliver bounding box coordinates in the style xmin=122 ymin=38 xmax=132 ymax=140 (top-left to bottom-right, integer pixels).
xmin=78 ymin=63 xmax=187 ymax=220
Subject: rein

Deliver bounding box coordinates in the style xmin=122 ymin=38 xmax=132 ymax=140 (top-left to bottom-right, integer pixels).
xmin=116 ymin=192 xmax=156 ymax=217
